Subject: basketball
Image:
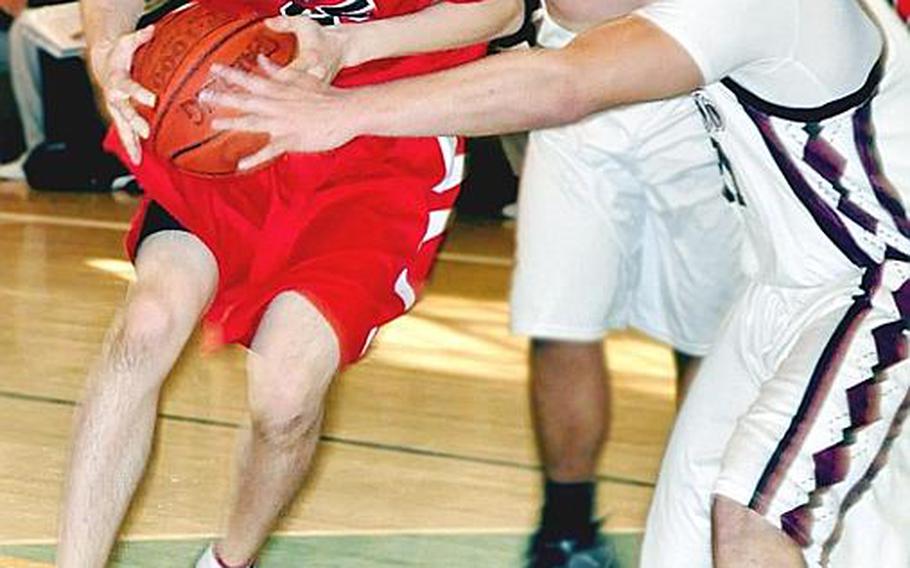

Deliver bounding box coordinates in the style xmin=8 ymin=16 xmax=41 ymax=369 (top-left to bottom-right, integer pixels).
xmin=131 ymin=4 xmax=297 ymax=176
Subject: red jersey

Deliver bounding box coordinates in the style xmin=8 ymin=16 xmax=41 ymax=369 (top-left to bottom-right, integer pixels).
xmin=198 ymin=0 xmax=487 ymax=86
xmin=108 ymin=0 xmax=485 ymax=363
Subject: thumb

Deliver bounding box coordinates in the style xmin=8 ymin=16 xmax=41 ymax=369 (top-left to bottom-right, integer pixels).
xmin=265 ymin=16 xmax=295 ymax=33
xmin=134 ymin=25 xmax=155 ymax=46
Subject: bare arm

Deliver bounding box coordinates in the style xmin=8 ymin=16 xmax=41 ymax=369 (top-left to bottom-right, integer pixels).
xmin=80 ymin=0 xmax=155 ymax=163
xmin=80 ymin=0 xmax=143 ymax=72
xmin=348 ymin=14 xmax=703 ymax=137
xmin=206 ymin=9 xmax=704 ymax=163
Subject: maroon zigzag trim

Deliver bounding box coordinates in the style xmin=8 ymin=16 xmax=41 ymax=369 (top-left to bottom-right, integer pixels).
xmin=820 ymin=387 xmax=910 ymax=564
xmin=749 ymin=268 xmax=881 ymax=516
xmin=777 ymin=285 xmax=909 ymax=548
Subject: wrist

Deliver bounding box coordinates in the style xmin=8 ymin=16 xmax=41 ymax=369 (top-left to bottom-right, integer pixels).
xmin=87 ymin=39 xmax=115 ymax=82
xmin=339 ymin=87 xmax=379 ymax=138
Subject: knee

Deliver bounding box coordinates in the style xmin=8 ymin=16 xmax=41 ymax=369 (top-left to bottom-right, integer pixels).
xmin=248 ymin=352 xmax=336 ymax=447
xmin=712 ymin=495 xmax=749 ymax=546
xmin=123 ymin=290 xmax=177 ymax=344
xmin=250 ymin=384 xmax=326 ymax=447
xmin=106 ymin=290 xmax=178 ymax=372
xmin=711 ymin=495 xmax=806 ymax=565
xmin=712 ymin=495 xmax=775 ymax=553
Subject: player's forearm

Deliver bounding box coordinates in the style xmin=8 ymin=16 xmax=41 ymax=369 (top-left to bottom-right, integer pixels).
xmin=336 ymin=0 xmax=524 ymax=67
xmin=347 ymin=47 xmax=584 ymax=137
xmin=80 ymin=0 xmax=144 ymax=56
xmin=345 ymin=16 xmax=703 ymax=138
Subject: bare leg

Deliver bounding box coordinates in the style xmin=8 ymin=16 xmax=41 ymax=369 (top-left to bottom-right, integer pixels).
xmin=531 ymin=339 xmax=609 ymax=482
xmin=57 ymin=232 xmax=218 ymax=568
xmin=712 ymin=495 xmax=806 ymax=568
xmin=217 ymin=292 xmax=340 ymax=565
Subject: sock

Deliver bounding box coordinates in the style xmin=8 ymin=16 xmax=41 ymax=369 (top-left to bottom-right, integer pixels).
xmin=539 ymin=479 xmax=596 ymax=539
xmin=196 ymin=544 xmax=256 ymax=568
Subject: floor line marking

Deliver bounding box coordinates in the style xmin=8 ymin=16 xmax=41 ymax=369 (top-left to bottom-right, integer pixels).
xmin=0 ymin=527 xmax=645 ymax=547
xmin=0 ymin=389 xmax=656 ymax=489
xmin=436 ymin=252 xmax=512 ymax=267
xmin=0 ymin=212 xmax=131 ymax=231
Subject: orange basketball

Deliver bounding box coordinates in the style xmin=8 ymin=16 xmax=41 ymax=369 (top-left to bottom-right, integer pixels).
xmin=131 ymin=4 xmax=297 ymax=176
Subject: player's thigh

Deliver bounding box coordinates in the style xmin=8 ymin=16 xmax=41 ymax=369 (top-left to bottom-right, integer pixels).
xmin=640 ymin=293 xmax=763 ymax=568
xmin=511 ymin=123 xmax=646 ymax=340
xmin=715 ymin=278 xmax=910 ymax=566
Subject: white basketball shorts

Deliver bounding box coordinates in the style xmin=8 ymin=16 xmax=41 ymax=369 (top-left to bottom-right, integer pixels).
xmin=509 ymin=9 xmax=745 ymax=355
xmin=642 ymin=263 xmax=910 ymax=567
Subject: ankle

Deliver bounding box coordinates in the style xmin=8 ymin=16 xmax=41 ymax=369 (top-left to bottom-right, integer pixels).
xmin=539 ymin=478 xmax=596 ymax=538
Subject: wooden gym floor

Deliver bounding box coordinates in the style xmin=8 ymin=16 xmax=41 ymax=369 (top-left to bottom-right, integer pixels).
xmin=0 ymin=181 xmax=677 ymax=567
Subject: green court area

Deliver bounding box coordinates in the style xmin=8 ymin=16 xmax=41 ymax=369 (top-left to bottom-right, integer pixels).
xmin=1 ymin=532 xmax=642 ymax=567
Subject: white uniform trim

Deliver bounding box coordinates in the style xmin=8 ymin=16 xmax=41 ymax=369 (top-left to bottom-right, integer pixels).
xmin=431 ymin=136 xmax=463 ymax=193
xmin=422 ymin=208 xmax=453 ymax=245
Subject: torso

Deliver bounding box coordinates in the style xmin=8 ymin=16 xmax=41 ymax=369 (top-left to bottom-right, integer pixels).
xmin=638 ymin=0 xmax=908 ymax=286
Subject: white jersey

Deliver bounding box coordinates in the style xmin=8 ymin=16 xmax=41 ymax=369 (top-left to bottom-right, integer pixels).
xmin=636 ymin=1 xmax=910 ymax=565
xmin=638 ymin=0 xmax=909 ymax=288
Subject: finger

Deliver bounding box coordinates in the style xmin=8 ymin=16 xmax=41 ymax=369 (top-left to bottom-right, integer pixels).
xmin=258 ymin=53 xmax=296 ymax=83
xmin=116 ymin=76 xmax=156 ymax=107
xmin=125 ymin=81 xmax=156 ymax=107
xmin=211 ymin=114 xmax=270 ymax=134
xmin=131 ymin=25 xmax=156 ymax=49
xmin=306 ymin=64 xmax=328 ymax=81
xmin=114 ymin=99 xmax=151 ymax=139
xmin=109 ymin=106 xmax=141 ymax=164
xmin=200 ymin=90 xmax=269 ymax=114
xmin=265 ymin=16 xmax=294 ymax=33
xmin=210 ymin=64 xmax=275 ymax=95
xmin=238 ymin=141 xmax=286 ymax=171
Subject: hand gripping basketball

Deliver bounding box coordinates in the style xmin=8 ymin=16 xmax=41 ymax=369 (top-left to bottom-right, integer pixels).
xmin=129 ymin=5 xmax=298 ymax=176
xmin=89 ymin=26 xmax=158 ymax=165
xmin=263 ymin=16 xmax=348 ymax=84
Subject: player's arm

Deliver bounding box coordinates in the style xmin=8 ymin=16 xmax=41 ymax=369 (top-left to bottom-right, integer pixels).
xmin=81 ymin=0 xmax=143 ymax=50
xmin=204 ymin=13 xmax=704 ymax=165
xmin=265 ymin=0 xmax=523 ymax=82
xmin=81 ymin=0 xmax=156 ymax=163
xmin=347 ymin=14 xmax=702 ymax=136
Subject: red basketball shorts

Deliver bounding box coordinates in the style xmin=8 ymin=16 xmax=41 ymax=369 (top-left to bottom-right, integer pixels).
xmin=107 ymin=132 xmax=465 ymax=366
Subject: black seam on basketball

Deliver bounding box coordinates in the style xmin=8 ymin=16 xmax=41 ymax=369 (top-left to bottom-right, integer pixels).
xmin=169 ymin=131 xmax=225 ymax=162
xmin=150 ymin=15 xmax=264 ymax=143
xmin=143 ymin=11 xmax=251 ymax=135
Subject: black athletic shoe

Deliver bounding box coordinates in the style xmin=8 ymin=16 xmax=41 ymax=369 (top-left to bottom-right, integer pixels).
xmin=526 ymin=522 xmax=617 ymax=568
